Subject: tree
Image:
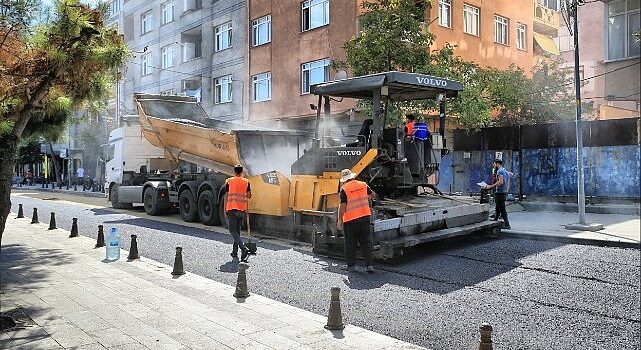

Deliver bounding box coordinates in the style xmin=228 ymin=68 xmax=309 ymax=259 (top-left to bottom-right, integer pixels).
xmin=339 ymin=0 xmax=584 ymax=130
xmin=0 ymin=0 xmax=129 ymax=243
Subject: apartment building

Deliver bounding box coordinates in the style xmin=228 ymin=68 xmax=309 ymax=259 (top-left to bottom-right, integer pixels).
xmin=425 ymin=0 xmax=535 ymax=71
xmin=555 ymin=0 xmax=640 ymax=119
xmin=109 ymin=0 xmax=246 ymax=122
xmin=248 ymin=0 xmax=357 ymax=124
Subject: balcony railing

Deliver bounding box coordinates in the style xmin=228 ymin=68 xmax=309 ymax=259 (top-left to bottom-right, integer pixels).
xmin=534 ymin=2 xmax=560 ymax=29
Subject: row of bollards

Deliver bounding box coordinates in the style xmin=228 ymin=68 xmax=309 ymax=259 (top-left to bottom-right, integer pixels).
xmin=15 ymin=203 xmax=495 ymax=345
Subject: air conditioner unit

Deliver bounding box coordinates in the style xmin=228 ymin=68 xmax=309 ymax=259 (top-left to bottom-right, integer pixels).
xmin=182 ymin=42 xmax=196 ymax=62
xmin=183 ymin=0 xmax=196 ymax=12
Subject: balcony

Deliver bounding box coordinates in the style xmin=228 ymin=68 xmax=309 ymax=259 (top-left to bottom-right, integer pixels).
xmin=533 ymin=1 xmax=560 ymax=37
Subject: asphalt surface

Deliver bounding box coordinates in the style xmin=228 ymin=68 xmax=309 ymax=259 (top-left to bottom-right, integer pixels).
xmin=5 ymin=190 xmax=641 ymax=350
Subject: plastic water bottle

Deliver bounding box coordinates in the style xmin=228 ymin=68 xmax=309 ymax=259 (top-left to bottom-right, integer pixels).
xmin=106 ymin=227 xmax=121 ymax=261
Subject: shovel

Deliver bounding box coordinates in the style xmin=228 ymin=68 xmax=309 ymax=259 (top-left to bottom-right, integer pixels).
xmin=245 ymin=210 xmax=257 ymax=255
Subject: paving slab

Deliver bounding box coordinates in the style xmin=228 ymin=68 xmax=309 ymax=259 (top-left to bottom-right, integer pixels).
xmin=499 ymin=210 xmax=640 ymax=248
xmin=0 ymin=218 xmax=426 ymax=350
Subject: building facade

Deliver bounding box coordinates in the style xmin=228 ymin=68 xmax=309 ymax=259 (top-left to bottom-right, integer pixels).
xmin=111 ymin=0 xmax=246 ymax=122
xmin=555 ymin=0 xmax=640 ymax=119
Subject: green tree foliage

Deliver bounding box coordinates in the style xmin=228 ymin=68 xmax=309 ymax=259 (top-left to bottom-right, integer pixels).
xmin=339 ymin=0 xmax=583 ymax=130
xmin=0 ymin=0 xmax=129 ymax=241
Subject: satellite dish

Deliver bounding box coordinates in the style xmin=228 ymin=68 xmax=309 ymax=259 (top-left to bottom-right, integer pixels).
xmin=336 ymin=70 xmax=348 ymax=80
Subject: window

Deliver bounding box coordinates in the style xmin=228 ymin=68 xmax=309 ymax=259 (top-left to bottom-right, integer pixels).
xmin=538 ymin=0 xmax=558 ymax=11
xmin=161 ymin=45 xmax=175 ymax=68
xmin=253 ymin=72 xmax=271 ymax=102
xmin=301 ymin=58 xmax=330 ymax=94
xmin=108 ymin=0 xmax=119 ymax=18
xmin=438 ymin=0 xmax=452 ymax=28
xmin=215 ymin=22 xmax=232 ymax=51
xmin=161 ymin=1 xmax=174 ymax=25
xmin=607 ymin=0 xmax=640 ymax=60
xmin=494 ymin=15 xmax=509 ymax=45
xmin=302 ymin=0 xmax=329 ymax=31
xmin=253 ymin=15 xmax=271 ymax=46
xmin=517 ymin=23 xmax=527 ymax=50
xmin=141 ymin=53 xmax=152 ymax=76
xmin=463 ymin=4 xmax=480 ymax=36
xmin=214 ymin=75 xmax=232 ymax=103
xmin=141 ymin=11 xmax=152 ymax=34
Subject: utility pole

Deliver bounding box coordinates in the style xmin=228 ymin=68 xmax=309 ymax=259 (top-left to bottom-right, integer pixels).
xmin=565 ymin=0 xmax=603 ymax=232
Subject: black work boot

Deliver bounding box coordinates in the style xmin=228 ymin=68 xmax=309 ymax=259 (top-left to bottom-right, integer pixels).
xmin=240 ymin=248 xmax=249 ymax=263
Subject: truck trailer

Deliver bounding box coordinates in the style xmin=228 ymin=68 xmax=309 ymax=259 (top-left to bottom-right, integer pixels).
xmin=106 ymin=71 xmax=502 ymax=259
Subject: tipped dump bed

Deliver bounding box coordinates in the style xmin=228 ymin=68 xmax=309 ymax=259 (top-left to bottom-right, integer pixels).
xmin=134 ymin=94 xmax=307 ymax=176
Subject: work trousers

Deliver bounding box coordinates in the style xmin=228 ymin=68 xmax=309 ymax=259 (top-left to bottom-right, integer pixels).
xmin=495 ymin=193 xmax=509 ymax=226
xmin=228 ymin=209 xmax=246 ymax=253
xmin=344 ymin=216 xmax=373 ymax=267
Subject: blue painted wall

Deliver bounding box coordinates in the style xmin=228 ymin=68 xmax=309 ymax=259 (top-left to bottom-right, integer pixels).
xmin=438 ymin=145 xmax=641 ymax=199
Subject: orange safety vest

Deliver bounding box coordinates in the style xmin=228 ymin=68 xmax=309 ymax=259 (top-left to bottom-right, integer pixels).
xmin=225 ymin=176 xmax=249 ymax=212
xmin=405 ymin=121 xmax=415 ymax=136
xmin=342 ymin=180 xmax=372 ymax=222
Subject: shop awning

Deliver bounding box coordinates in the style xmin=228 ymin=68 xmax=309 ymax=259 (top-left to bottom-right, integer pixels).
xmin=534 ymin=32 xmax=560 ymax=55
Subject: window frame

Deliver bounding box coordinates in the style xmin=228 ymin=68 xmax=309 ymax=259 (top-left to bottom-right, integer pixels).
xmin=141 ymin=53 xmax=153 ymax=76
xmin=252 ymin=72 xmax=272 ymax=102
xmin=516 ymin=22 xmax=527 ymax=51
xmin=606 ymin=0 xmax=640 ymax=61
xmin=161 ymin=45 xmax=175 ymax=69
xmin=301 ymin=58 xmax=331 ymax=95
xmin=141 ymin=10 xmax=153 ymax=35
xmin=214 ymin=75 xmax=233 ymax=104
xmin=494 ymin=14 xmax=509 ymax=46
xmin=463 ymin=4 xmax=480 ymax=36
xmin=161 ymin=0 xmax=174 ymax=25
xmin=438 ymin=0 xmax=452 ymax=28
xmin=301 ymin=0 xmax=330 ymax=32
xmin=252 ymin=15 xmax=272 ymax=47
xmin=215 ymin=22 xmax=233 ymax=52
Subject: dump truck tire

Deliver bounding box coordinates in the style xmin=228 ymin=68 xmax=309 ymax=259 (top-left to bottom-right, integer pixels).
xmin=219 ymin=194 xmax=229 ymax=229
xmin=179 ymin=190 xmax=199 ymax=222
xmin=143 ymin=187 xmax=161 ymax=216
xmin=198 ymin=190 xmax=220 ymax=226
xmin=110 ymin=185 xmax=132 ymax=209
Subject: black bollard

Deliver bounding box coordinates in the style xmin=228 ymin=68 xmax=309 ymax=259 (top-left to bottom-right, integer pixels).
xmin=31 ymin=208 xmax=39 ymax=224
xmin=171 ymin=247 xmax=185 ymax=275
xmin=95 ymin=225 xmax=105 ymax=248
xmin=127 ymin=234 xmax=140 ymax=260
xmin=324 ymin=287 xmax=345 ymax=330
xmin=233 ymin=262 xmax=250 ymax=298
xmin=69 ymin=218 xmax=78 ymax=238
xmin=478 ymin=323 xmax=493 ymax=350
xmin=48 ymin=212 xmax=57 ymax=230
xmin=17 ymin=204 xmax=24 ymax=219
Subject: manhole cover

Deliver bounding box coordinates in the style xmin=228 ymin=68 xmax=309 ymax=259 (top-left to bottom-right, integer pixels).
xmin=1 ymin=308 xmax=37 ymax=330
xmin=41 ymin=197 xmax=59 ymax=201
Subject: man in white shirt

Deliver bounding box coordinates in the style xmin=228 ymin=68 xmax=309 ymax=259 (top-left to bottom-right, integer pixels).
xmin=76 ymin=166 xmax=85 ymax=189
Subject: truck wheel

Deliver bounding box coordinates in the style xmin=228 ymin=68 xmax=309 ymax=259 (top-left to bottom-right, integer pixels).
xmin=179 ymin=190 xmax=199 ymax=222
xmin=110 ymin=185 xmax=132 ymax=209
xmin=198 ymin=190 xmax=221 ymax=226
xmin=143 ymin=187 xmax=161 ymax=216
xmin=219 ymin=194 xmax=229 ymax=229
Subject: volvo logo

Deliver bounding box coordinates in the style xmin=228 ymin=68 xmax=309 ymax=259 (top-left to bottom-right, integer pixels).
xmin=337 ymin=150 xmax=362 ymax=156
xmin=415 ymin=77 xmax=448 ymax=87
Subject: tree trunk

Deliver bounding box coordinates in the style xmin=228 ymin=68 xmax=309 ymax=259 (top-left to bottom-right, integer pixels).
xmin=0 ymin=134 xmax=19 ymax=245
xmin=48 ymin=141 xmax=62 ymax=183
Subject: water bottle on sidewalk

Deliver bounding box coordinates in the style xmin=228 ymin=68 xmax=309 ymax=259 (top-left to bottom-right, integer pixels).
xmin=106 ymin=227 xmax=121 ymax=261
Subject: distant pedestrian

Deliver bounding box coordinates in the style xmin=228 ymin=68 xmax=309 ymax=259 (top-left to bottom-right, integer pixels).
xmin=485 ymin=159 xmax=511 ymax=229
xmin=219 ymin=165 xmax=251 ymax=262
xmin=337 ymin=169 xmax=376 ymax=273
xmin=76 ymin=165 xmax=85 ymax=187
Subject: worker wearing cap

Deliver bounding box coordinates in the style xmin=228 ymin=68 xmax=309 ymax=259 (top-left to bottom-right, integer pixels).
xmin=219 ymin=165 xmax=251 ymax=262
xmin=337 ymin=169 xmax=375 ymax=273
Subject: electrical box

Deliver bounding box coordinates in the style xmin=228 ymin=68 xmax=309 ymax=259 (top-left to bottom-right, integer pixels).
xmin=431 ymin=134 xmax=444 ymax=150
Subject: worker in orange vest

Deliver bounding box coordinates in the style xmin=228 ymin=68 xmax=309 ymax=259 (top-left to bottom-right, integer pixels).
xmin=219 ymin=164 xmax=251 ymax=262
xmin=403 ymin=114 xmax=416 ymax=140
xmin=337 ymin=169 xmax=376 ymax=273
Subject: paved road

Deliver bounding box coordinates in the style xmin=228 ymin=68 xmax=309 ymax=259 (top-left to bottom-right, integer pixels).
xmin=7 ymin=190 xmax=641 ymax=350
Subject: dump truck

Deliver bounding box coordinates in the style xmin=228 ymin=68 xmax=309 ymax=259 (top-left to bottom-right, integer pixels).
xmin=106 ymin=71 xmax=502 ymax=259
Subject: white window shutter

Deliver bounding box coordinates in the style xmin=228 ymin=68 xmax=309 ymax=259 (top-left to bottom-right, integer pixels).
xmin=183 ymin=43 xmax=195 ymax=62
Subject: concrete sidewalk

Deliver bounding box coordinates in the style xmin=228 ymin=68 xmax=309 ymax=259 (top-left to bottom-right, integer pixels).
xmin=0 ymin=219 xmax=424 ymax=350
xmin=11 ymin=184 xmax=105 ymax=198
xmin=500 ymin=210 xmax=640 ymax=248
